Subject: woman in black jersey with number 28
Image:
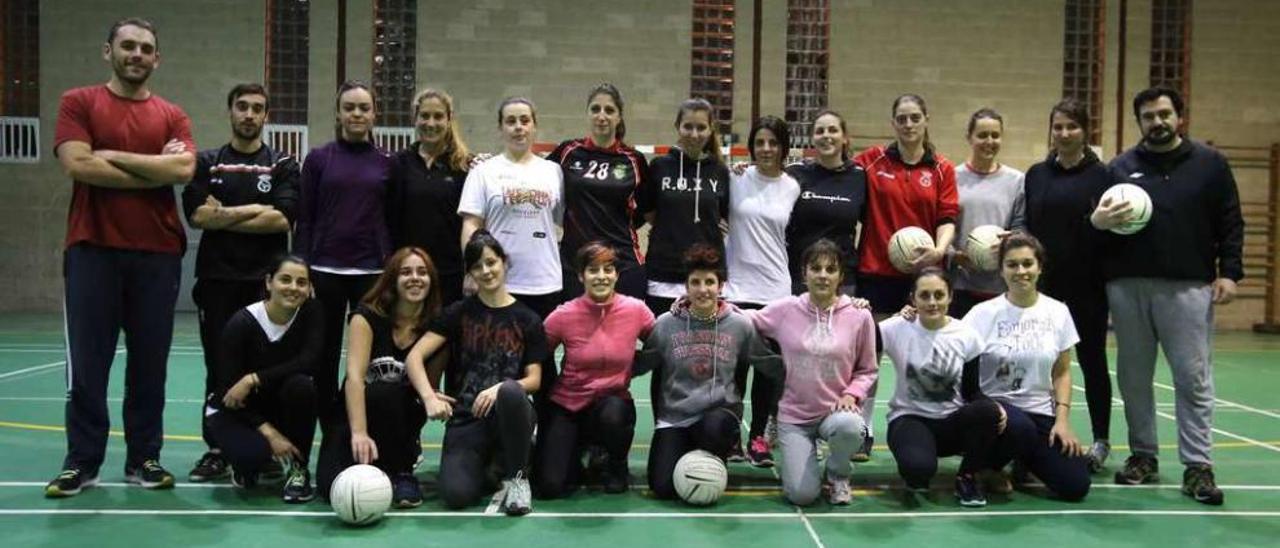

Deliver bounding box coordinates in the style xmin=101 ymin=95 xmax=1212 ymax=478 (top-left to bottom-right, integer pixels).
xmin=548 ymin=83 xmax=651 ymax=300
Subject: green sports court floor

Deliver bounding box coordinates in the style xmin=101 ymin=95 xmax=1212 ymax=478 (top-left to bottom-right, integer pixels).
xmin=0 ymin=312 xmax=1277 ymax=547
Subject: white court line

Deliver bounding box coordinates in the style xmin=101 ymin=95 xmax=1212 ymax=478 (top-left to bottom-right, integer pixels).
xmin=1100 ymin=367 xmax=1280 ymax=421
xmin=0 ymin=397 xmax=206 ymax=404
xmin=0 ymin=508 xmax=1277 ymax=519
xmin=1073 ymin=385 xmax=1280 ymax=454
xmin=6 ymin=481 xmax=1280 ymax=491
xmin=0 ymin=361 xmax=65 ymax=381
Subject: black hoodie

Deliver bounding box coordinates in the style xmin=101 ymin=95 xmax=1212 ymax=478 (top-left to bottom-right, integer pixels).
xmin=1024 ymin=147 xmax=1115 ymax=291
xmin=640 ymin=148 xmax=731 ymax=283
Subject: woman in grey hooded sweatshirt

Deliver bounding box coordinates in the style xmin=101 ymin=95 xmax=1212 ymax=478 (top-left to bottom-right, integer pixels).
xmin=634 ymin=243 xmax=779 ymax=500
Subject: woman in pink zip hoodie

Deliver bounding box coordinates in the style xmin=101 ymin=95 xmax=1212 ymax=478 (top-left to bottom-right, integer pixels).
xmin=533 ymin=241 xmax=655 ymax=498
xmin=750 ymin=239 xmax=878 ymax=506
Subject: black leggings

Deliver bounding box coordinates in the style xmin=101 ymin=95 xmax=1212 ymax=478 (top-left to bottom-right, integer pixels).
xmin=315 ymin=382 xmax=427 ymax=499
xmin=886 ymin=400 xmax=1003 ymax=489
xmin=192 ymin=278 xmax=263 ymax=449
xmin=309 ymin=270 xmax=378 ymax=427
xmin=989 ymin=405 xmax=1091 ymax=501
xmin=533 ymin=395 xmax=636 ymax=498
xmin=647 ymin=407 xmax=740 ymax=500
xmin=731 ymin=301 xmax=778 ymax=438
xmin=1045 ymin=280 xmax=1112 ymax=440
xmin=438 ymin=380 xmax=536 ymax=509
xmin=205 ymin=373 xmax=317 ymax=477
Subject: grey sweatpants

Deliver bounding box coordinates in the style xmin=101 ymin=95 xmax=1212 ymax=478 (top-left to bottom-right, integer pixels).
xmin=777 ymin=411 xmax=865 ymax=506
xmin=1106 ymin=278 xmax=1215 ymax=466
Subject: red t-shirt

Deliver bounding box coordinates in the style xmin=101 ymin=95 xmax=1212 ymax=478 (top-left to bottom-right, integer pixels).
xmin=54 ymin=85 xmax=195 ymax=254
xmin=854 ymin=144 xmax=959 ymax=278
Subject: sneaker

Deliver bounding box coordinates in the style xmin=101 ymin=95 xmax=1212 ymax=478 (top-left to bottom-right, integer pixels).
xmin=1114 ymin=455 xmax=1160 ymax=485
xmin=392 ymin=473 xmax=423 ymax=508
xmin=230 ymin=466 xmax=258 ymax=489
xmin=281 ymin=463 xmax=315 ymax=503
xmin=44 ymin=468 xmax=99 ymax=498
xmin=602 ymin=459 xmax=630 ymax=495
xmin=851 ymin=434 xmax=874 ymax=463
xmin=1182 ymin=465 xmax=1224 ymax=506
xmin=125 ymin=460 xmax=175 ymax=489
xmin=825 ymin=474 xmax=852 ymax=505
xmin=747 ymin=435 xmax=775 ymax=468
xmin=979 ymin=469 xmax=1013 ymax=494
xmin=955 ymin=473 xmax=987 ymax=507
xmin=726 ymin=437 xmax=747 ymax=463
xmin=188 ymin=451 xmax=229 ymax=482
xmin=764 ymin=415 xmax=780 ymax=448
xmin=501 ymin=471 xmax=532 ymax=516
xmin=1087 ymin=440 xmax=1112 ymax=474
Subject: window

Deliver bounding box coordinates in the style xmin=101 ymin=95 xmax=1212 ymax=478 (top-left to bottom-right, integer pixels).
xmin=1062 ymin=0 xmax=1105 ymax=146
xmin=691 ymin=0 xmax=736 ymax=138
xmin=1 ymin=0 xmax=39 ymax=163
xmin=373 ymin=0 xmax=416 ymax=131
xmin=1150 ymin=0 xmax=1192 ymax=127
xmin=264 ymin=0 xmax=310 ymax=160
xmin=784 ymin=0 xmax=829 ymax=149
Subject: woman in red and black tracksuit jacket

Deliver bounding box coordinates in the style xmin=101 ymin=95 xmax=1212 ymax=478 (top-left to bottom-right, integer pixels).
xmin=854 ymin=93 xmax=959 ymax=314
xmin=851 ymin=93 xmax=958 ymax=461
xmin=547 ymin=83 xmax=651 ymax=301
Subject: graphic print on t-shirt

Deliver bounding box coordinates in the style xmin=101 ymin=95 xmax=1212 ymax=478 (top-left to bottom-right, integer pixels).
xmin=365 ymin=356 xmax=407 ymax=384
xmin=905 ymin=345 xmax=964 ymax=403
xmin=456 ymin=312 xmax=525 ymax=406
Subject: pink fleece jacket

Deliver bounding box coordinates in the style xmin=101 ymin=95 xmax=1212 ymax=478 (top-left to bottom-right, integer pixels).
xmin=750 ymin=293 xmax=878 ymax=425
xmin=545 ymin=293 xmax=655 ymax=412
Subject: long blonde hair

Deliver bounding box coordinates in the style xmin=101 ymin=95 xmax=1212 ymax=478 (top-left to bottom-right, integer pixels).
xmin=413 ymin=88 xmax=472 ymax=172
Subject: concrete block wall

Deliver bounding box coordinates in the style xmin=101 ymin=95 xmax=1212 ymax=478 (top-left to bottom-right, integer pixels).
xmin=2 ymin=0 xmax=1279 ymax=329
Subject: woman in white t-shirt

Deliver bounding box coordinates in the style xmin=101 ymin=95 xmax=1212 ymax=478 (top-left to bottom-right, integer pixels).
xmin=962 ymin=232 xmax=1090 ymax=502
xmin=882 ymin=267 xmax=1005 ymax=507
xmin=458 ymin=96 xmax=565 ymax=320
xmin=724 ymin=115 xmax=801 ymax=467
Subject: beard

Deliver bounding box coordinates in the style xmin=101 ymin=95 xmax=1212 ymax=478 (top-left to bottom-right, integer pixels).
xmin=233 ymin=123 xmax=263 ymax=141
xmin=1143 ymin=126 xmax=1176 ymax=146
xmin=112 ymin=59 xmax=152 ymax=85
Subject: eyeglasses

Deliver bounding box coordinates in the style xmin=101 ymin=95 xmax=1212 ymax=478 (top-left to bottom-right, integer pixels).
xmin=894 ymin=113 xmax=925 ymax=125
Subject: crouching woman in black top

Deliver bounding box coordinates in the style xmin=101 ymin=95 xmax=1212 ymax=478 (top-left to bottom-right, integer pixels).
xmin=205 ymin=255 xmax=323 ymax=503
xmin=316 ymin=246 xmax=443 ymax=508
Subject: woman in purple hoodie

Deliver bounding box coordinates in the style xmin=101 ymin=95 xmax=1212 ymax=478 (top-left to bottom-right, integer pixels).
xmin=750 ymin=239 xmax=878 ymax=506
xmin=533 ymin=241 xmax=655 ymax=498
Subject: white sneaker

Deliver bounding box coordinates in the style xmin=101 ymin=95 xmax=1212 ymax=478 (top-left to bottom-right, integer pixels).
xmin=502 ymin=471 xmax=532 ymax=516
xmin=825 ymin=474 xmax=852 ymax=505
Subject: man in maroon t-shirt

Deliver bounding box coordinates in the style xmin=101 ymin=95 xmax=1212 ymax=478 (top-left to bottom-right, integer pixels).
xmin=45 ymin=17 xmax=196 ymax=498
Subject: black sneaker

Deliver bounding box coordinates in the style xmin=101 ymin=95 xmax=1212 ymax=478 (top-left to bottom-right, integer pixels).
xmin=1114 ymin=455 xmax=1159 ymax=485
xmin=851 ymin=434 xmax=874 ymax=463
xmin=1182 ymin=465 xmax=1224 ymax=506
xmin=230 ymin=466 xmax=258 ymax=489
xmin=125 ymin=460 xmax=175 ymax=489
xmin=602 ymin=459 xmax=630 ymax=494
xmin=726 ymin=437 xmax=747 ymax=463
xmin=955 ymin=473 xmax=987 ymax=507
xmin=747 ymin=435 xmax=775 ymax=468
xmin=281 ymin=463 xmax=314 ymax=503
xmin=45 ymin=468 xmax=99 ymax=498
xmin=392 ymin=473 xmax=423 ymax=508
xmin=188 ymin=451 xmax=229 ymax=482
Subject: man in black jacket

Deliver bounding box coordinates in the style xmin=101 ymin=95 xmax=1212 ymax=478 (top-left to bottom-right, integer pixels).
xmin=1091 ymin=86 xmax=1243 ymax=506
xmin=181 ymin=83 xmax=299 ymax=482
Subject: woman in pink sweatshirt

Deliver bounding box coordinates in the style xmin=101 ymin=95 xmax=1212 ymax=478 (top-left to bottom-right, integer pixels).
xmin=533 ymin=242 xmax=656 ymax=498
xmin=750 ymin=239 xmax=878 ymax=506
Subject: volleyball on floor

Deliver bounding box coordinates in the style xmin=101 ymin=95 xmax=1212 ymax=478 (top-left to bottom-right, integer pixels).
xmin=888 ymin=226 xmax=936 ymax=273
xmin=672 ymin=449 xmax=728 ymax=506
xmin=1100 ymin=183 xmax=1153 ymax=235
xmin=330 ymin=464 xmax=392 ymax=525
xmin=964 ymin=224 xmax=1004 ymax=272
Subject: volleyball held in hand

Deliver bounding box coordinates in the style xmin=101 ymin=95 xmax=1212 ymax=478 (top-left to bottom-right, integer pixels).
xmin=1101 ymin=183 xmax=1153 ymax=235
xmin=330 ymin=464 xmax=393 ymax=525
xmin=888 ymin=226 xmax=936 ymax=273
xmin=964 ymin=224 xmax=1004 ymax=272
xmin=672 ymin=450 xmax=728 ymax=506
